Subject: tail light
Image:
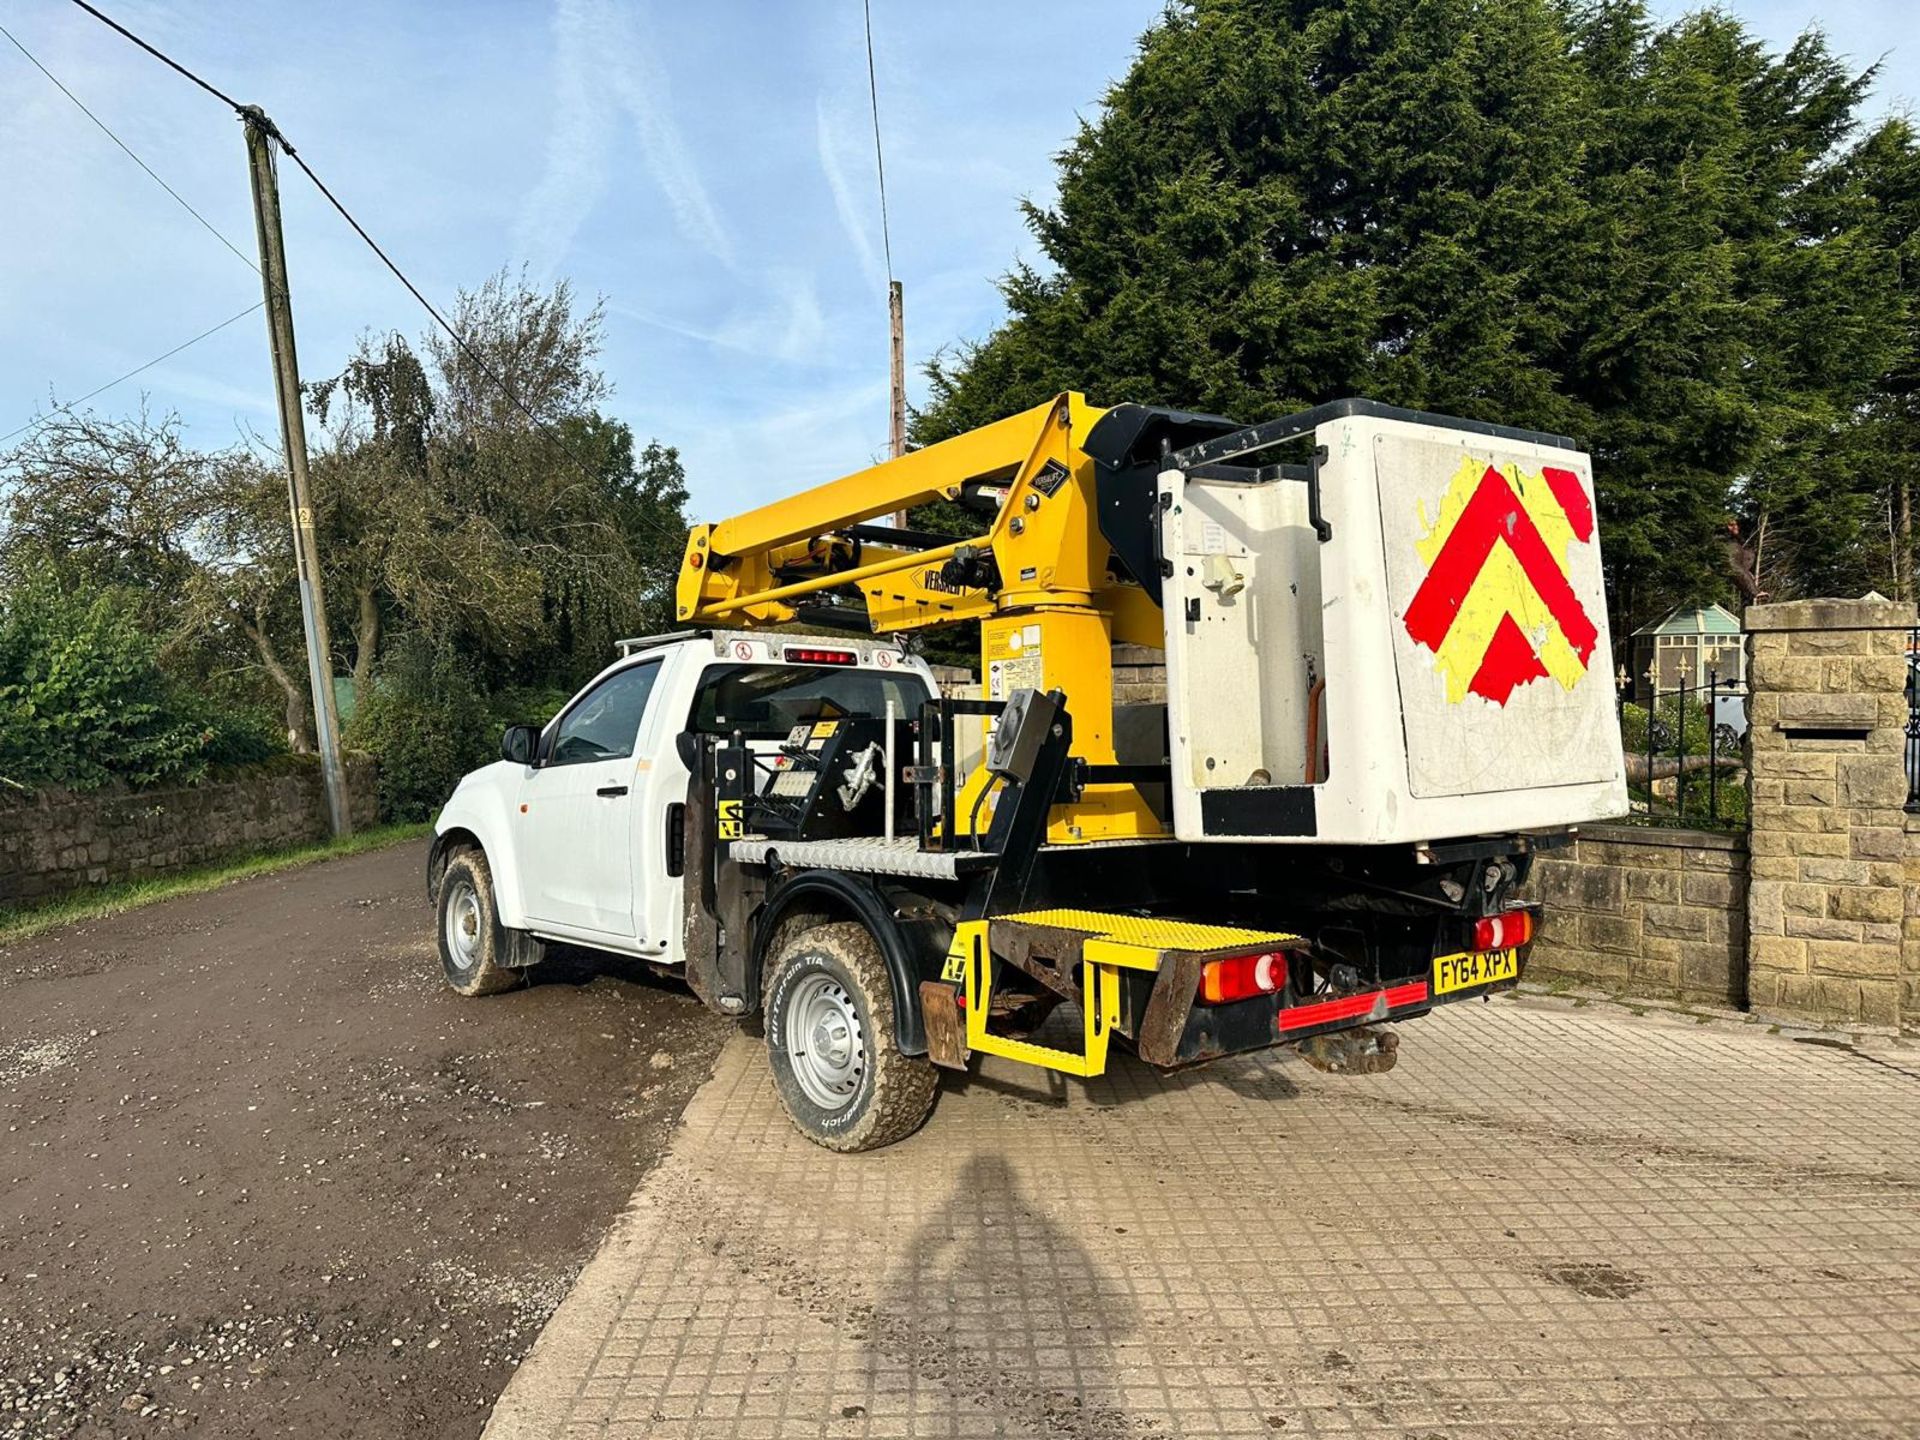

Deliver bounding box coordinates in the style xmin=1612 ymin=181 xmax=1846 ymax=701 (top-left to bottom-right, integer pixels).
xmin=1198 ymin=951 xmax=1289 ymax=1005
xmin=1472 ymin=909 xmax=1535 ymax=952
xmin=784 ymin=646 xmax=858 ymax=666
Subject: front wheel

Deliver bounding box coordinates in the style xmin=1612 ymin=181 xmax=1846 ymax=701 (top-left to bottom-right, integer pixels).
xmin=763 ymin=922 xmax=937 ymax=1152
xmin=436 ymin=849 xmax=522 ymax=997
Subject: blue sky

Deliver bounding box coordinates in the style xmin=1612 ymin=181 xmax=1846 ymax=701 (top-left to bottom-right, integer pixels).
xmin=0 ymin=0 xmax=1913 ymax=519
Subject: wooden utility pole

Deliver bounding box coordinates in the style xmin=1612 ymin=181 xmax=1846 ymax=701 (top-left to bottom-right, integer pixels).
xmin=242 ymin=106 xmax=351 ymax=838
xmin=886 ymin=279 xmax=907 ymax=525
xmin=888 ymin=280 xmax=906 ymax=461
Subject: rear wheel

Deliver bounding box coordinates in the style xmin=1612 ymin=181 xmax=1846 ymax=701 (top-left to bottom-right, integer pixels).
xmin=763 ymin=921 xmax=937 ymax=1152
xmin=436 ymin=850 xmax=522 ymax=997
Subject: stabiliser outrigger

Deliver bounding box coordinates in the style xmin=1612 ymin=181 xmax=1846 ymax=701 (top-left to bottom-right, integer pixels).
xmin=654 ymin=392 xmax=1627 ymax=1149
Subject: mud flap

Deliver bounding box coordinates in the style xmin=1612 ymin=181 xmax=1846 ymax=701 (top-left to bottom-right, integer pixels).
xmin=919 ymin=980 xmax=971 ymax=1071
xmin=502 ymin=928 xmax=547 ymax=969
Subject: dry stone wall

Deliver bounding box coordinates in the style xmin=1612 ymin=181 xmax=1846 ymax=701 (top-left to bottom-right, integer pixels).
xmin=0 ymin=754 xmax=378 ymax=906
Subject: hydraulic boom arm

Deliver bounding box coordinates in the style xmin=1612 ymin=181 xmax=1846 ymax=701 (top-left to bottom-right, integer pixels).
xmin=674 ymin=392 xmax=1168 ymax=842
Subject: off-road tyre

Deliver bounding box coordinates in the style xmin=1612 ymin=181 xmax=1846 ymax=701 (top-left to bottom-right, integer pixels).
xmin=435 ymin=849 xmax=523 ymax=997
xmin=763 ymin=921 xmax=937 ymax=1152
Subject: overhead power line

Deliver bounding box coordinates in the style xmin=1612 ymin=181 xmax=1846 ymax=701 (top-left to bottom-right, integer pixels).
xmin=0 ymin=18 xmax=256 ymax=272
xmin=271 ymin=133 xmax=581 ymax=452
xmin=862 ymin=0 xmax=895 ymax=281
xmin=0 ymin=300 xmax=264 ymax=447
xmin=63 ymin=0 xmax=691 ymax=553
xmin=66 ymin=0 xmax=241 ymax=109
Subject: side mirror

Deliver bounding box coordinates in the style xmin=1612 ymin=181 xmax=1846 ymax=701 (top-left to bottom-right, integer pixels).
xmin=675 ymin=731 xmax=701 ymax=770
xmin=501 ymin=724 xmax=541 ymax=766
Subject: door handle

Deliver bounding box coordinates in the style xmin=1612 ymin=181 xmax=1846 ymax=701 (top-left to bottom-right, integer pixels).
xmin=596 ymin=784 xmax=629 ymax=798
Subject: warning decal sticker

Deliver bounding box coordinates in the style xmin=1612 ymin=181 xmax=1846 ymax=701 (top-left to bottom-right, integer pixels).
xmin=1403 ymin=457 xmax=1599 ymax=706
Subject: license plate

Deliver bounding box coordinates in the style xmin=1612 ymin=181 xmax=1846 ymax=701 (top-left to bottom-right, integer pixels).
xmin=1433 ymin=949 xmax=1518 ymax=996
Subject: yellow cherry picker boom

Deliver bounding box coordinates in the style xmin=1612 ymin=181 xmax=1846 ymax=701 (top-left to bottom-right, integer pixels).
xmin=432 ymin=392 xmax=1626 ymax=1152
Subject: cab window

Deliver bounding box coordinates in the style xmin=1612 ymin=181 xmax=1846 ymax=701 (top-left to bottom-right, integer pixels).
xmin=689 ymin=664 xmax=930 ymax=740
xmin=548 ymin=662 xmax=661 ymax=765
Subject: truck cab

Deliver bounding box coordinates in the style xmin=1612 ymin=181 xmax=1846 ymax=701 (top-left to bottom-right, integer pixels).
xmin=428 ymin=632 xmax=936 ymax=971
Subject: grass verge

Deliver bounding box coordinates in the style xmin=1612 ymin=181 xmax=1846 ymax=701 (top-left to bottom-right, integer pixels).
xmin=0 ymin=821 xmax=432 ymax=945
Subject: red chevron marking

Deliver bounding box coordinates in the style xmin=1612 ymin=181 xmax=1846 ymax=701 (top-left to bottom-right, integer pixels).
xmin=1403 ymin=465 xmax=1598 ymax=666
xmin=1541 ymin=466 xmax=1593 ymax=542
xmin=1468 ymin=612 xmax=1550 ymax=704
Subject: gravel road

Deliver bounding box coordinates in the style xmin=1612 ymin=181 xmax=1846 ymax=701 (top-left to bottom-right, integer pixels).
xmin=0 ymin=839 xmax=729 ymax=1439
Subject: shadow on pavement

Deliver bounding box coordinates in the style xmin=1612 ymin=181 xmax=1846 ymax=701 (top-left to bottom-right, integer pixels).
xmin=871 ymin=1152 xmax=1140 ymax=1437
xmin=1197 ymin=1054 xmax=1302 ymax=1103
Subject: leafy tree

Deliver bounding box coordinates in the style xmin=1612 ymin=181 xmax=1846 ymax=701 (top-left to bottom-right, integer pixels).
xmin=916 ymin=0 xmax=1910 ymax=629
xmin=344 ymin=633 xmax=496 ymax=822
xmin=0 ymin=408 xmax=226 ymax=648
xmin=612 ymin=434 xmax=694 ymax=636
xmin=1865 ymin=118 xmax=1920 ymax=600
xmin=307 ymin=330 xmax=548 ymax=689
xmin=920 ymin=0 xmax=1593 ymax=431
xmin=0 ymin=270 xmax=693 ymax=768
xmin=1565 ymin=6 xmax=1900 ymax=620
xmin=303 ymin=270 xmax=692 ymax=694
xmin=193 ymin=450 xmax=335 ymax=753
xmin=0 ymin=410 xmax=300 ymax=744
xmin=0 ymin=564 xmax=276 ymax=793
xmin=1762 ymin=117 xmax=1920 ymax=602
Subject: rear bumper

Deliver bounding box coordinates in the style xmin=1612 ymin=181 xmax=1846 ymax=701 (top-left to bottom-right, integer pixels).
xmin=1146 ymin=948 xmax=1526 ymax=1069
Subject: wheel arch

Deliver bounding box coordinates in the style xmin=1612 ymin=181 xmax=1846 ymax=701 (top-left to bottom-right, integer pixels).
xmin=753 ymin=871 xmax=937 ymax=1057
xmin=427 ymin=826 xmax=485 ymax=904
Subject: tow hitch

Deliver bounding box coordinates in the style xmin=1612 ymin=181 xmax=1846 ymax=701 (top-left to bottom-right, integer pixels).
xmin=1297 ymin=1025 xmax=1400 ymax=1075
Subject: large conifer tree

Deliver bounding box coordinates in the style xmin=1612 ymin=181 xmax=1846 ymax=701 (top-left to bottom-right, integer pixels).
xmin=918 ymin=0 xmax=1915 ymax=627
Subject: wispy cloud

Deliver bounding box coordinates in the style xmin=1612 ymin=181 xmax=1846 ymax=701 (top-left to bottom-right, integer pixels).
xmin=139 ymin=365 xmax=276 ymax=418
xmin=511 ymin=4 xmax=612 ymax=273
xmin=815 ymin=95 xmax=887 ymax=295
xmin=692 ymin=376 xmax=894 ymax=506
xmin=514 ymin=0 xmax=733 ymax=272
xmin=609 ymin=267 xmax=828 ymax=366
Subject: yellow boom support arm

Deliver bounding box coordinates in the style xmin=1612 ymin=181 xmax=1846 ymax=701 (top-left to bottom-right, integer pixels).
xmin=675 ymin=393 xmax=1167 ymax=843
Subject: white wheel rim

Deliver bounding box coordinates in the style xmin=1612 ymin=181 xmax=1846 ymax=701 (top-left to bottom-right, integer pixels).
xmin=444 ymin=879 xmax=482 ymax=971
xmin=784 ymin=972 xmax=867 ymax=1111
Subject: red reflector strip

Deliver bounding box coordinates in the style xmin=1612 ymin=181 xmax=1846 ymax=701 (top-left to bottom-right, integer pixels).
xmin=783 ymin=647 xmax=858 ymax=665
xmin=1277 ymin=980 xmax=1429 ymax=1033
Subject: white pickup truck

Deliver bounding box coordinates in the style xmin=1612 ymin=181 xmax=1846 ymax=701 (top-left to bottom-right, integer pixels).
xmin=430 ymin=396 xmax=1619 ymax=1152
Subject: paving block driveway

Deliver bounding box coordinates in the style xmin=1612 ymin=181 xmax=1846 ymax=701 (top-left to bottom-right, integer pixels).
xmin=486 ymin=997 xmax=1920 ymax=1439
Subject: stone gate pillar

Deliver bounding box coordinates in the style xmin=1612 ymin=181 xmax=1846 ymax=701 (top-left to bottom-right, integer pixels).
xmin=1745 ymin=597 xmax=1913 ymax=1029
